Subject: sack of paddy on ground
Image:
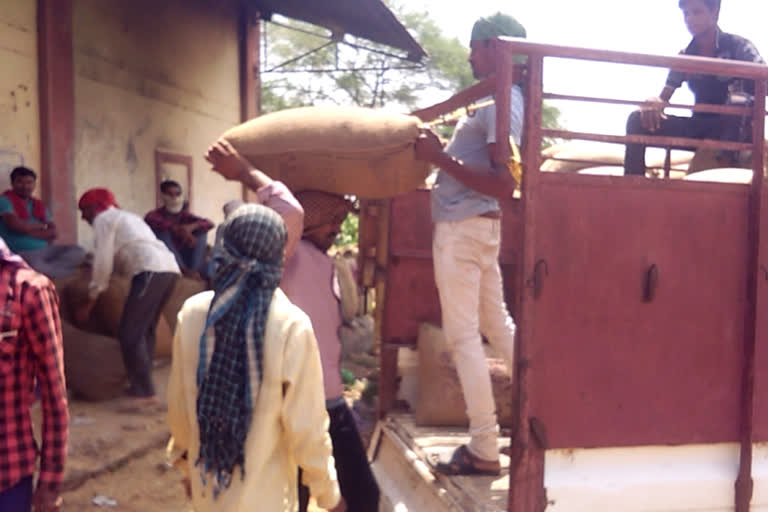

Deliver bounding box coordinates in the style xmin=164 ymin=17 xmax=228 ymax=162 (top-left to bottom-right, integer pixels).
xmin=220 ymin=106 xmax=431 ymax=198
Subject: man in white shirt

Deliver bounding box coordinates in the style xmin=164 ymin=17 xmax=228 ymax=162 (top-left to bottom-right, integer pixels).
xmin=75 ymin=188 xmax=180 ymax=403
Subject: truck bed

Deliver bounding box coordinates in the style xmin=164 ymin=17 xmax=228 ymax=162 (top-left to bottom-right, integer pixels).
xmin=369 ymin=412 xmax=510 ymax=512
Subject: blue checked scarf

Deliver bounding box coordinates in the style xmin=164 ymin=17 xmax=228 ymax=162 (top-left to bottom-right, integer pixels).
xmin=195 ymin=204 xmax=287 ymax=497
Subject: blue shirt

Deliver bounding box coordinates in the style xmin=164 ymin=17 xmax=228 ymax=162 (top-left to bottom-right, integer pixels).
xmin=666 ymin=28 xmax=764 ymax=108
xmin=0 ymin=196 xmax=51 ymax=253
xmin=431 ymin=86 xmax=524 ymax=223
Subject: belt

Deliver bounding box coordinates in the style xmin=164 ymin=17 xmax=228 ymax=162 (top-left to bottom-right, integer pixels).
xmin=478 ymin=210 xmax=502 ymax=220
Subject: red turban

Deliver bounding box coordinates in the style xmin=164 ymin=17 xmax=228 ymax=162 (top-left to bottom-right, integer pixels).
xmin=78 ymin=188 xmax=119 ymax=214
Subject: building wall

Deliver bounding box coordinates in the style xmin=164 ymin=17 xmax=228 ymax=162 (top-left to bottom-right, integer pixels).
xmin=72 ymin=0 xmax=242 ymax=247
xmin=0 ymin=0 xmax=41 ymax=189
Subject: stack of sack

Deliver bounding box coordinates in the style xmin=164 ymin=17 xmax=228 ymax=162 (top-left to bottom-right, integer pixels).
xmin=55 ymin=267 xmax=206 ymax=401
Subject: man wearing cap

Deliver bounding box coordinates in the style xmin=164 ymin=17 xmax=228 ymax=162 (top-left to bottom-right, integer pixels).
xmin=76 ymin=188 xmax=180 ymax=405
xmin=413 ymin=12 xmax=523 ymax=475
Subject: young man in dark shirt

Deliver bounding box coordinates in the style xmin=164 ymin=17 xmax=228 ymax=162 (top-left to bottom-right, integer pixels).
xmin=624 ymin=0 xmax=764 ymax=175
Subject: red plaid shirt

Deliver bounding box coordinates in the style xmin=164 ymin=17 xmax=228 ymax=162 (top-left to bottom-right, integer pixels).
xmin=144 ymin=207 xmax=214 ymax=249
xmin=0 ymin=264 xmax=68 ymax=493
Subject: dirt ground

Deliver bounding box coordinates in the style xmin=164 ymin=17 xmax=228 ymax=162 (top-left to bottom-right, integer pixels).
xmin=57 ymin=346 xmax=379 ymax=512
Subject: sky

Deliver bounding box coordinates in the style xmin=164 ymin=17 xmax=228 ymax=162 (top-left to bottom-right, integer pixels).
xmin=408 ymin=0 xmax=768 ymax=136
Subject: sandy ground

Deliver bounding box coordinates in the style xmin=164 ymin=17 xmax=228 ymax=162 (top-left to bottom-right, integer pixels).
xmin=57 ymin=346 xmax=378 ymax=512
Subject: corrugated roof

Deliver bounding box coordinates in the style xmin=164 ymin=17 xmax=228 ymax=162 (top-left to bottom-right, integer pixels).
xmin=253 ymin=0 xmax=427 ymax=62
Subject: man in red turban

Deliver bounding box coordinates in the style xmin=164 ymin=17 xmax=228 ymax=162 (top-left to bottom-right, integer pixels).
xmin=77 ymin=188 xmax=180 ymax=405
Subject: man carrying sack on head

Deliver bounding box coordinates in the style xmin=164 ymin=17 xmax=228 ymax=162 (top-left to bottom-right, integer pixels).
xmin=205 ymin=140 xmax=379 ymax=511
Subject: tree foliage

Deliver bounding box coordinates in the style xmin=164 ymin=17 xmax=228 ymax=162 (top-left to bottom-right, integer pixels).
xmin=260 ymin=1 xmax=473 ymax=112
xmin=260 ymin=2 xmax=562 ymax=139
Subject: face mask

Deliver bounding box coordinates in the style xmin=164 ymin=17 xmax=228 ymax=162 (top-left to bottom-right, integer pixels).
xmin=162 ymin=193 xmax=184 ymax=214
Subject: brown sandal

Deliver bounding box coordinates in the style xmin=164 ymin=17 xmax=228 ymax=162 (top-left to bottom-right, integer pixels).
xmin=432 ymin=445 xmax=501 ymax=476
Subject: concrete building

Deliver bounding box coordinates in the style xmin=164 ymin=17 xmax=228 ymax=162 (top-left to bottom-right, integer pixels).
xmin=0 ymin=0 xmax=424 ymax=247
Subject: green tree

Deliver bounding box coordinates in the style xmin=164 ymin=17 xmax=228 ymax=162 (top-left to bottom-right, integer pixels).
xmin=260 ymin=3 xmax=562 ymax=139
xmin=260 ymin=2 xmax=472 ymax=112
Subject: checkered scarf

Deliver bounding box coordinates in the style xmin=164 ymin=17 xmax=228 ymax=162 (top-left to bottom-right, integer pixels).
xmin=195 ymin=204 xmax=286 ymax=497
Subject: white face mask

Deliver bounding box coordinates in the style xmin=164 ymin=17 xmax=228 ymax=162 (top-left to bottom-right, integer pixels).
xmin=161 ymin=193 xmax=184 ymax=214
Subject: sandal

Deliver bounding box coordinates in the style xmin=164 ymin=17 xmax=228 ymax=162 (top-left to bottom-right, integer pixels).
xmin=432 ymin=445 xmax=501 ymax=476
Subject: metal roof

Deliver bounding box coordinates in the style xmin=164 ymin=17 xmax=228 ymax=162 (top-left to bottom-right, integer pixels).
xmin=252 ymin=0 xmax=427 ymax=62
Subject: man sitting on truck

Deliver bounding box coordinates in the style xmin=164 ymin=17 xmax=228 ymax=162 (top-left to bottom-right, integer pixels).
xmin=624 ymin=0 xmax=764 ymax=176
xmin=413 ymin=12 xmax=523 ymax=476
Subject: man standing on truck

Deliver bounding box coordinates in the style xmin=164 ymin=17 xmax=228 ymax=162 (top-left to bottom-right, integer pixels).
xmin=624 ymin=0 xmax=764 ymax=176
xmin=413 ymin=13 xmax=524 ymax=476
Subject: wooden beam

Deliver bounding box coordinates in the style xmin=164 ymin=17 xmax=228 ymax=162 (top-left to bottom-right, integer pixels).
xmin=508 ymin=51 xmax=547 ymax=512
xmin=239 ymin=4 xmax=259 ymax=201
xmin=37 ymin=0 xmax=76 ymax=243
xmin=735 ymin=77 xmax=767 ymax=512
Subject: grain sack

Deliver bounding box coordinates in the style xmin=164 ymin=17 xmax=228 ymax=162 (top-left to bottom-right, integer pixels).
xmin=684 ymin=168 xmax=753 ymax=184
xmin=542 ymin=144 xmax=692 ymax=174
xmin=163 ymin=277 xmax=208 ymax=332
xmin=415 ymin=323 xmax=516 ymax=428
xmin=94 ymin=275 xmax=132 ymax=337
xmin=61 ymin=320 xmax=126 ymax=401
xmin=59 ymin=271 xmax=111 ymax=335
xmin=221 ymin=106 xmax=431 ymax=198
xmin=334 ymin=254 xmax=359 ymax=324
xmin=154 ymin=315 xmax=173 ymax=358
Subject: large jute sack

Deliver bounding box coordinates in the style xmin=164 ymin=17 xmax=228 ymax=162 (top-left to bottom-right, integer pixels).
xmin=96 ymin=274 xmax=180 ymax=358
xmin=221 ymin=106 xmax=431 ymax=198
xmin=61 ymin=320 xmax=126 ymax=401
xmin=163 ymin=277 xmax=208 ymax=332
xmin=154 ymin=315 xmax=173 ymax=358
xmin=542 ymin=144 xmax=692 ymax=174
xmin=94 ymin=275 xmax=132 ymax=336
xmin=684 ymin=168 xmax=753 ymax=184
xmin=59 ymin=271 xmax=112 ymax=335
xmin=415 ymin=323 xmax=515 ymax=428
xmin=333 ymin=255 xmax=359 ymax=324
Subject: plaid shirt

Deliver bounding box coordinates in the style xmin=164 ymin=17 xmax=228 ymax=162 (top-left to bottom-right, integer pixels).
xmin=144 ymin=207 xmax=214 ymax=249
xmin=0 ymin=264 xmax=68 ymax=493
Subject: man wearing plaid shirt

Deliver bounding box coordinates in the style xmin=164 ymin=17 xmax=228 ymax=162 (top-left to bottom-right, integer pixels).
xmin=0 ymin=237 xmax=68 ymax=511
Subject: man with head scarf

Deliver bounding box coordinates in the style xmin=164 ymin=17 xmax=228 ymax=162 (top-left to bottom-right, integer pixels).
xmin=413 ymin=13 xmax=523 ymax=475
xmin=77 ymin=188 xmax=180 ymax=404
xmin=624 ymin=0 xmax=764 ymax=175
xmin=145 ymin=180 xmax=214 ymax=280
xmin=0 ymin=238 xmax=68 ymax=512
xmin=166 ymin=204 xmax=344 ymax=512
xmin=205 ymin=140 xmax=379 ymax=511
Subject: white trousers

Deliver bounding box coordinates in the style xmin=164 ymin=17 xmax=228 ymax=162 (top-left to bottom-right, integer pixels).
xmin=433 ymin=216 xmax=516 ymax=461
